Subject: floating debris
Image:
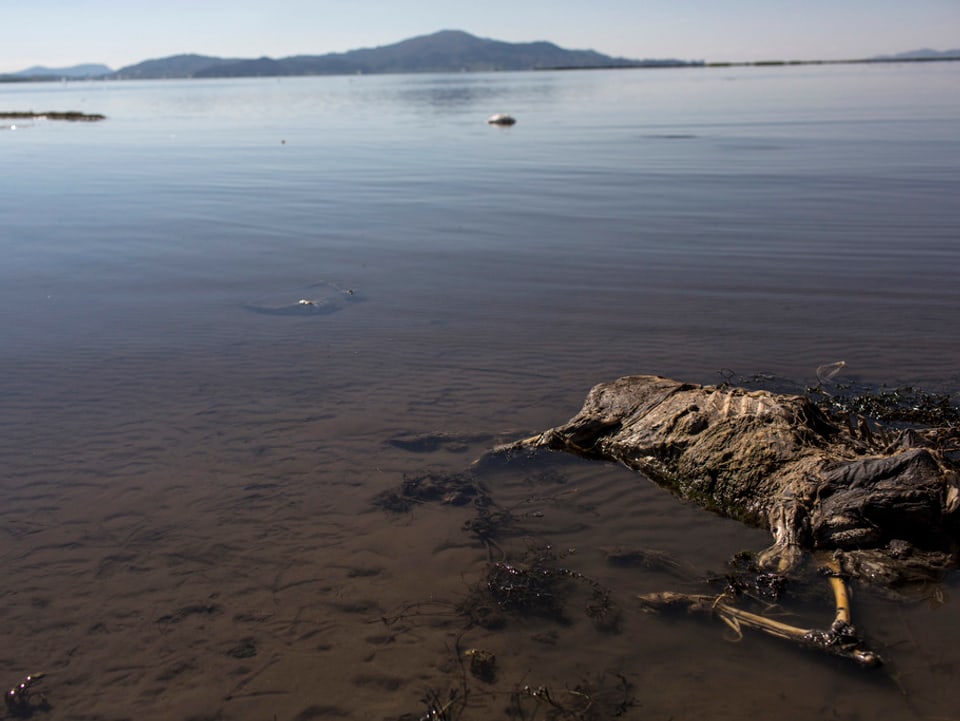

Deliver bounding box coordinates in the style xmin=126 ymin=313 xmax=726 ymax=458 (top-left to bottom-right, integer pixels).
xmin=243 ymin=281 xmax=362 ymax=316
xmin=815 ymin=360 xmax=847 ymax=385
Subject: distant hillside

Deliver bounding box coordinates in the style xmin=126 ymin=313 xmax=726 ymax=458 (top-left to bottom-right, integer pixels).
xmin=111 ymin=54 xmax=245 ymax=80
xmin=873 ymin=48 xmax=960 ymax=60
xmin=5 ymin=37 xmax=959 ymax=84
xmin=112 ymin=30 xmax=694 ymax=80
xmin=12 ymin=63 xmax=112 ymax=79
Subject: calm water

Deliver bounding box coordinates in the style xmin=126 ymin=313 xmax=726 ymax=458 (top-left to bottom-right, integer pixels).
xmin=1 ymin=64 xmax=959 ymax=720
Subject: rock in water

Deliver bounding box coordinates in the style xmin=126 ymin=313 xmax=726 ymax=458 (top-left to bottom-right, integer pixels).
xmin=487 ymin=113 xmax=516 ymax=126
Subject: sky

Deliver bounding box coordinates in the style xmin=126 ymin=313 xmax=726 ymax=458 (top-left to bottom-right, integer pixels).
xmin=1 ymin=0 xmax=958 ymax=73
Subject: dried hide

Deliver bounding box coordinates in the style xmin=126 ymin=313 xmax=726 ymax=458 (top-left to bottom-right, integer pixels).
xmin=499 ymin=375 xmax=960 ymax=585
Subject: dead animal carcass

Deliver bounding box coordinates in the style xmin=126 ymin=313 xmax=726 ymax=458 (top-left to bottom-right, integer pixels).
xmin=495 ymin=375 xmax=960 ymax=665
xmin=500 ymin=375 xmax=960 ymax=583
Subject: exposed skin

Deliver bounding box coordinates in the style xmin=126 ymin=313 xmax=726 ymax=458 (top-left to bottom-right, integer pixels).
xmin=498 ymin=375 xmax=960 ymax=587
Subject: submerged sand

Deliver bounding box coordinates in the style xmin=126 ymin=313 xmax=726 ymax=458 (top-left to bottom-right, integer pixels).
xmin=3 ymin=332 xmax=959 ymax=721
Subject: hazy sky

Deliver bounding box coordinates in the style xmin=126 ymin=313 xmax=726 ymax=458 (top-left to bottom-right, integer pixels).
xmin=2 ymin=0 xmax=958 ymax=73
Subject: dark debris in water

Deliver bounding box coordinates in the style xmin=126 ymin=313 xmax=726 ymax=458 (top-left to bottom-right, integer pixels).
xmin=397 ymin=688 xmax=464 ymax=721
xmin=463 ymin=505 xmax=516 ymax=550
xmin=372 ymin=472 xmax=483 ymax=513
xmin=387 ymin=431 xmax=491 ymax=454
xmin=508 ymin=672 xmax=635 ymax=721
xmin=602 ymin=546 xmax=698 ymax=581
xmin=155 ymin=603 xmax=222 ymax=624
xmin=226 ymin=638 xmax=258 ymax=659
xmin=718 ymin=367 xmax=960 ymax=429
xmin=708 ymin=550 xmax=788 ymax=602
xmin=5 ymin=674 xmax=49 ymax=718
xmin=484 ymin=557 xmax=571 ymax=622
xmin=372 ymin=467 xmax=623 ymax=630
xmin=814 ymin=384 xmax=960 ymax=428
xmin=242 ymin=281 xmax=363 ymax=316
xmin=460 ymin=546 xmax=620 ymax=632
xmin=372 ymin=471 xmax=520 ymax=559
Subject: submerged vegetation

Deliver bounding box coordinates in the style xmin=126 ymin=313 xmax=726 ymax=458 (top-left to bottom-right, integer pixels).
xmin=375 ymin=472 xmax=619 ymax=631
xmin=460 ymin=545 xmax=621 ymax=632
xmin=375 ymin=469 xmax=631 ymax=719
xmin=372 ymin=472 xmax=483 ymax=513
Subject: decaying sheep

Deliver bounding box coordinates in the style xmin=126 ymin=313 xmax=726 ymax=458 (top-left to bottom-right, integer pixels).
xmin=498 ymin=375 xmax=960 ymax=587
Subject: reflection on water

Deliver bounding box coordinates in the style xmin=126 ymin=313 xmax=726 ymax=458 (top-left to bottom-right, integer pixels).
xmin=1 ymin=63 xmax=959 ymax=720
xmin=393 ymin=73 xmax=558 ymax=112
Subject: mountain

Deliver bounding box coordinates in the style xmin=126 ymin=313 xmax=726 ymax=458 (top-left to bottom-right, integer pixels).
xmin=111 ymin=30 xmax=692 ymax=80
xmin=7 ymin=37 xmax=958 ymax=84
xmin=111 ymin=54 xmax=245 ymax=80
xmin=253 ymin=29 xmax=652 ymax=75
xmin=12 ymin=63 xmax=112 ymax=79
xmin=873 ymin=48 xmax=960 ymax=60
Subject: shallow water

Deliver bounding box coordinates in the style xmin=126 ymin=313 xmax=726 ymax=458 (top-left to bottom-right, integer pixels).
xmin=1 ymin=63 xmax=959 ymax=720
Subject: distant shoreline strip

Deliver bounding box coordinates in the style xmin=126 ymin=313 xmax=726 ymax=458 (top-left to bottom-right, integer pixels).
xmin=0 ymin=111 xmax=105 ymax=121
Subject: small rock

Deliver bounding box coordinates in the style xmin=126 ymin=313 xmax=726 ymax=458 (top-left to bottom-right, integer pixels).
xmin=487 ymin=113 xmax=516 ymax=126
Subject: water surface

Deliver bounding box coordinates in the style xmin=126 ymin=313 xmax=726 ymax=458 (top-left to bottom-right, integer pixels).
xmin=1 ymin=63 xmax=959 ymax=720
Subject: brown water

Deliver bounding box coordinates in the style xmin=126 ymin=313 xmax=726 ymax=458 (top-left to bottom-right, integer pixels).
xmin=2 ymin=65 xmax=960 ymax=720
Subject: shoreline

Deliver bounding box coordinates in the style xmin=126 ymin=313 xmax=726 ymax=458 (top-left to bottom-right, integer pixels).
xmin=0 ymin=110 xmax=105 ymax=121
xmin=3 ymin=54 xmax=959 ymax=84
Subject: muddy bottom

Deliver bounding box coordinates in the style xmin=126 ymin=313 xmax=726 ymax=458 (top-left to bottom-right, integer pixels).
xmin=2 ymin=327 xmax=959 ymax=721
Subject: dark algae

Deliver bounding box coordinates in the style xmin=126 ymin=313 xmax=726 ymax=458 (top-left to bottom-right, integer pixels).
xmin=467 ymin=546 xmax=619 ymax=630
xmin=372 ymin=472 xmax=483 ymax=513
xmin=374 ymin=471 xmax=629 ymax=719
xmin=375 ymin=472 xmax=619 ymax=630
xmin=814 ymin=383 xmax=960 ymax=428
xmin=506 ymin=673 xmax=636 ymax=721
